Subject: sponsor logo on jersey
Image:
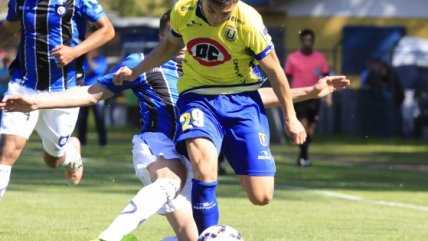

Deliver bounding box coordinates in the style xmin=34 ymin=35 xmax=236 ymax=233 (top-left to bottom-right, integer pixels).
xmin=58 ymin=135 xmax=70 ymax=147
xmin=181 ymin=6 xmax=194 ymax=11
xmin=259 ymin=132 xmax=268 ymax=147
xmin=225 ymin=25 xmax=238 ymax=41
xmin=230 ymin=16 xmax=245 ymax=25
xmin=186 ymin=20 xmax=203 ymax=27
xmin=187 ymin=38 xmax=231 ymax=66
xmin=258 ymin=150 xmax=272 ymax=160
xmin=260 ymin=26 xmax=272 ymax=42
xmin=193 ymin=202 xmax=217 ymax=210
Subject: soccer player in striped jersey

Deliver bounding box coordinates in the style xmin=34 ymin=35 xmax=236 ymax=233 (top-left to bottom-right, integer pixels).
xmin=112 ymin=0 xmax=307 ymax=234
xmin=1 ymin=9 xmax=349 ymax=240
xmin=0 ymin=0 xmax=114 ymax=199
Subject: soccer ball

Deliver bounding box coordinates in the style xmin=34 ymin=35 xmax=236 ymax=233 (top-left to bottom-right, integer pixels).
xmin=198 ymin=225 xmax=244 ymax=241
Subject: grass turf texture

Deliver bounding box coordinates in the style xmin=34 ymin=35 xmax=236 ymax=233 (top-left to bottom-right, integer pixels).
xmin=0 ymin=129 xmax=427 ymax=241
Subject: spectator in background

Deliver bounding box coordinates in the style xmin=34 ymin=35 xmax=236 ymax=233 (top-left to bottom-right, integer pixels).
xmin=77 ymin=47 xmax=108 ymax=146
xmin=360 ymin=58 xmax=404 ymax=136
xmin=285 ymin=29 xmax=330 ymax=167
xmin=360 ymin=58 xmax=404 ymax=109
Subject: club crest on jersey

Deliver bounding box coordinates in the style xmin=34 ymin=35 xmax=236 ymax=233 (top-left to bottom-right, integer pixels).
xmin=187 ymin=38 xmax=231 ymax=67
xmin=56 ymin=5 xmax=66 ymax=16
xmin=58 ymin=135 xmax=70 ymax=147
xmin=259 ymin=132 xmax=268 ymax=147
xmin=225 ymin=25 xmax=237 ymax=41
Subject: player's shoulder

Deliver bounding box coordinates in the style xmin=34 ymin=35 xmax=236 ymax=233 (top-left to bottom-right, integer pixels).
xmin=75 ymin=0 xmax=103 ymax=10
xmin=236 ymin=1 xmax=263 ymax=28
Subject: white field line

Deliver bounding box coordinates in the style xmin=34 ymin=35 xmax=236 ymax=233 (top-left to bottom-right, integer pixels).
xmin=284 ymin=185 xmax=428 ymax=212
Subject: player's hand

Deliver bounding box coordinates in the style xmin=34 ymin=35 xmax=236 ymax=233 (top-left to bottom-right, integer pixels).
xmin=52 ymin=45 xmax=78 ymax=67
xmin=113 ymin=66 xmax=134 ymax=85
xmin=313 ymin=76 xmax=350 ymax=98
xmin=0 ymin=95 xmax=37 ymax=112
xmin=284 ymin=116 xmax=307 ymax=145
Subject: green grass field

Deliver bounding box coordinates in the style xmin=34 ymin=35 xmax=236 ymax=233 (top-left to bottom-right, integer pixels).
xmin=1 ymin=129 xmax=427 ymax=241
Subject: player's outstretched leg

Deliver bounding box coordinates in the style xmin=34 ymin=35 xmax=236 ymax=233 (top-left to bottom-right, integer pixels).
xmin=44 ymin=136 xmax=84 ymax=184
xmin=98 ymin=177 xmax=180 ymax=241
xmin=41 ymin=136 xmax=83 ymax=185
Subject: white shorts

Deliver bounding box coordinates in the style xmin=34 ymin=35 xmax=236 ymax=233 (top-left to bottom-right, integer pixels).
xmin=0 ymin=82 xmax=79 ymax=157
xmin=132 ymin=132 xmax=193 ymax=215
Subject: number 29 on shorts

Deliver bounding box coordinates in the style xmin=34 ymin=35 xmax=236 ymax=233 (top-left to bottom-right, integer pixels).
xmin=179 ymin=109 xmax=204 ymax=131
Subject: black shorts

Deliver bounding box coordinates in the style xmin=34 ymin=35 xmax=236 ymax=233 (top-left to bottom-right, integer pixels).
xmin=294 ymin=99 xmax=320 ymax=123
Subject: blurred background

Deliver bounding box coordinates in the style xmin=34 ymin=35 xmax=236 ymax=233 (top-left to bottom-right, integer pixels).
xmin=1 ymin=1 xmax=427 ymax=240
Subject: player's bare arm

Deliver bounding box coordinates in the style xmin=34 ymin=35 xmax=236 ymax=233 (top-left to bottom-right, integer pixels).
xmin=0 ymin=20 xmax=20 ymax=47
xmin=113 ymin=33 xmax=184 ymax=85
xmin=52 ymin=16 xmax=115 ymax=67
xmin=259 ymin=51 xmax=307 ymax=144
xmin=259 ymin=75 xmax=350 ymax=108
xmin=0 ymin=83 xmax=112 ymax=112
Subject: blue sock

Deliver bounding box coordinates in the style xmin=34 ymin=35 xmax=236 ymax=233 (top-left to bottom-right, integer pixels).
xmin=191 ymin=179 xmax=219 ymax=234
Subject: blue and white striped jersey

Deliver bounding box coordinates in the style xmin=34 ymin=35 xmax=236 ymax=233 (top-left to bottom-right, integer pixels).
xmin=98 ymin=53 xmax=180 ymax=139
xmin=6 ymin=0 xmax=105 ymax=92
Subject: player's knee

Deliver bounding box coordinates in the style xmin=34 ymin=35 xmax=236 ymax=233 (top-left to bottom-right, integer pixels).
xmin=0 ymin=136 xmax=26 ymax=165
xmin=147 ymin=158 xmax=187 ymax=189
xmin=193 ymin=164 xmax=217 ymax=182
xmin=248 ymin=192 xmax=273 ymax=206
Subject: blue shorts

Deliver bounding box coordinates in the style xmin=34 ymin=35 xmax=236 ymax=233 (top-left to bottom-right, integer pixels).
xmin=175 ymin=91 xmax=275 ymax=176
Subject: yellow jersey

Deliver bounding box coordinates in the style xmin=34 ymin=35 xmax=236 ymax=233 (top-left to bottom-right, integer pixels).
xmin=171 ymin=0 xmax=274 ymax=94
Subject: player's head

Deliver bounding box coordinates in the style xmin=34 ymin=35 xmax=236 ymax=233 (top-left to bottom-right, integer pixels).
xmin=201 ymin=0 xmax=239 ymax=26
xmin=159 ymin=9 xmax=172 ymax=41
xmin=299 ymin=28 xmax=315 ymax=54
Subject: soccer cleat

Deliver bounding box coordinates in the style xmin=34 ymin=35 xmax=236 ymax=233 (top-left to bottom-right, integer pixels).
xmin=297 ymin=158 xmax=311 ymax=167
xmin=65 ymin=137 xmax=83 ymax=185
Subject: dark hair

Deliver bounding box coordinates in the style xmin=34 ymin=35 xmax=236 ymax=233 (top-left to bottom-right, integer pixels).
xmin=159 ymin=9 xmax=172 ymax=33
xmin=299 ymin=28 xmax=315 ymax=39
xmin=208 ymin=0 xmax=239 ymax=6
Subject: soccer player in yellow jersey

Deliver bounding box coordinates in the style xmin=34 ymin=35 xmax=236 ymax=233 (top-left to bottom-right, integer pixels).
xmin=113 ymin=0 xmax=307 ymax=234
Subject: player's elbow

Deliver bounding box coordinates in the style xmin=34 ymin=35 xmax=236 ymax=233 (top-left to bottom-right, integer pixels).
xmin=103 ymin=25 xmax=115 ymax=42
xmin=98 ymin=19 xmax=115 ymax=43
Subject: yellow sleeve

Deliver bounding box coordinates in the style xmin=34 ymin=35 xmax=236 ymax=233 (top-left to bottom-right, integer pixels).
xmin=170 ymin=3 xmax=184 ymax=38
xmin=244 ymin=13 xmax=274 ymax=61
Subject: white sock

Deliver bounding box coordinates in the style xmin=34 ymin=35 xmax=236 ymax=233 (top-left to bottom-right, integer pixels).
xmin=99 ymin=178 xmax=180 ymax=241
xmin=0 ymin=164 xmax=12 ymax=200
xmin=62 ymin=140 xmax=80 ymax=166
